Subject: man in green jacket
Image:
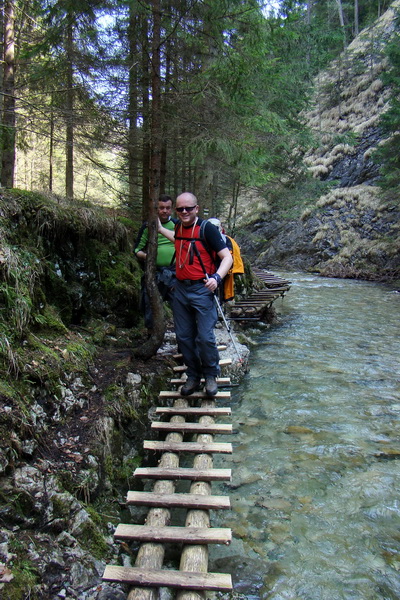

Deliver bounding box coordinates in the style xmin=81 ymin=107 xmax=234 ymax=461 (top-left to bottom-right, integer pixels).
xmin=134 ymin=194 xmax=176 ymax=329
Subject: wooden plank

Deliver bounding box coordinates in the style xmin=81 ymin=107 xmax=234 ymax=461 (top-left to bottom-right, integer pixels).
xmin=173 ymin=358 xmax=232 ymax=372
xmin=229 ymin=317 xmax=259 ymax=321
xmin=126 ymin=491 xmax=231 ymax=510
xmin=151 ymin=422 xmax=232 ymax=434
xmin=170 ymin=377 xmax=231 ymax=385
xmin=134 ymin=467 xmax=231 ymax=481
xmin=159 ymin=390 xmax=231 ymax=399
xmin=245 ymin=294 xmax=280 ymax=299
xmin=234 ymin=300 xmax=277 ymax=305
xmin=237 ymin=295 xmax=277 ymax=300
xmin=155 ymin=406 xmax=231 ymax=416
xmin=114 ymin=524 xmax=232 ymax=545
xmin=232 ymin=305 xmax=274 ymax=310
xmin=173 ymin=345 xmax=227 ymax=359
xmin=254 ymin=287 xmax=288 ymax=292
xmin=103 ymin=565 xmax=233 ymax=591
xmin=143 ymin=440 xmax=233 ymax=453
xmin=249 ymin=292 xmax=286 ymax=297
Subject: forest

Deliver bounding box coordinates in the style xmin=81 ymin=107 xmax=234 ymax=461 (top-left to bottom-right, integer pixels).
xmin=1 ymin=0 xmax=395 ymax=224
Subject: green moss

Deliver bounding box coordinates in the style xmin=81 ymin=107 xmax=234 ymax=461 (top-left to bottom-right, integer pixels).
xmin=102 ymin=259 xmax=138 ymax=297
xmin=55 ymin=469 xmax=75 ymax=496
xmin=103 ymin=450 xmax=142 ymax=491
xmin=50 ymin=494 xmax=73 ymax=521
xmin=0 ymin=378 xmax=19 ymax=401
xmin=104 ymin=383 xmax=141 ymax=421
xmin=86 ymin=504 xmax=104 ymax=526
xmin=26 ymin=333 xmax=59 ymax=358
xmin=65 ymin=340 xmax=96 ymax=364
xmin=79 ymin=520 xmax=109 ymax=560
xmin=42 ymin=268 xmax=73 ymax=325
xmin=115 ymin=455 xmax=142 ymax=486
xmin=104 ymin=382 xmax=125 ymax=404
xmin=0 ymin=559 xmax=39 ymax=600
xmin=5 ymin=329 xmax=96 ymax=389
xmin=8 ymin=187 xmax=49 ymax=206
xmin=35 ymin=304 xmax=68 ymax=333
xmin=117 ymin=215 xmax=136 ymax=229
xmin=0 ymin=245 xmax=43 ymax=336
xmin=0 ymin=489 xmax=36 ymax=521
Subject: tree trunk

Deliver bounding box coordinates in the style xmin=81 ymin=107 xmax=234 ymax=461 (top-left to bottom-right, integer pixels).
xmin=49 ymin=96 xmax=54 ymax=191
xmin=160 ymin=33 xmax=171 ymax=195
xmin=306 ymin=0 xmax=313 ymax=65
xmin=306 ymin=0 xmax=313 ymax=25
xmin=128 ymin=6 xmax=140 ymax=211
xmin=354 ymin=0 xmax=359 ymax=36
xmin=228 ymin=179 xmax=240 ymax=236
xmin=0 ymin=0 xmax=4 ymax=178
xmin=132 ymin=0 xmax=165 ymax=360
xmin=336 ymin=0 xmax=347 ymax=48
xmin=173 ymin=133 xmax=179 ymax=196
xmin=65 ymin=19 xmax=74 ymax=199
xmin=1 ymin=0 xmax=16 ymax=188
xmin=195 ymin=157 xmax=213 ymax=214
xmin=141 ymin=14 xmax=151 ymax=220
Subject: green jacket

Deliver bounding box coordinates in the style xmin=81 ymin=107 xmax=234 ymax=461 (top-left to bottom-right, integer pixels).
xmin=134 ymin=218 xmax=176 ymax=268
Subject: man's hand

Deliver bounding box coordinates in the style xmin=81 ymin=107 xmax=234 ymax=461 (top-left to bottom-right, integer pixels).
xmin=136 ymin=250 xmax=147 ymax=261
xmin=204 ymin=273 xmax=220 ymax=292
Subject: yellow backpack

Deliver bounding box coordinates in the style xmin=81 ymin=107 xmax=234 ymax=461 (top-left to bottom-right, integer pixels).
xmin=223 ymin=235 xmax=245 ymax=301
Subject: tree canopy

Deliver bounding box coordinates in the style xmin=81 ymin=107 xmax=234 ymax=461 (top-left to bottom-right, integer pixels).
xmin=0 ymin=0 xmax=395 ymax=215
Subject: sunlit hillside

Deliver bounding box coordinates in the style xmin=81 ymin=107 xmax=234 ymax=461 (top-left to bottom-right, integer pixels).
xmin=234 ymin=1 xmax=400 ymax=229
xmin=235 ymin=1 xmax=400 ymax=280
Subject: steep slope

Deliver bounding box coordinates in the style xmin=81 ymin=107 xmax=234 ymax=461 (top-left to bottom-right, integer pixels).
xmin=238 ymin=1 xmax=400 ymax=280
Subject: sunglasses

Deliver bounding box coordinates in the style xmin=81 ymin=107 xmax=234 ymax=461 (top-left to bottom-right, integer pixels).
xmin=176 ymin=205 xmax=197 ymax=213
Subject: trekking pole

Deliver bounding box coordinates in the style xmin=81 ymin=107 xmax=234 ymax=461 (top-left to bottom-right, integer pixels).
xmin=191 ymin=241 xmax=243 ymax=362
xmin=207 ymin=275 xmax=243 ymax=363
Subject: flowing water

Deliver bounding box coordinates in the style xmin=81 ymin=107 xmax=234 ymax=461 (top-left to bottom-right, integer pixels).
xmin=210 ymin=271 xmax=400 ymax=600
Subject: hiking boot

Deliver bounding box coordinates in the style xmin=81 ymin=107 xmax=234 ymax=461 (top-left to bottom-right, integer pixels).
xmin=205 ymin=376 xmax=218 ymax=398
xmin=181 ymin=377 xmax=201 ymax=397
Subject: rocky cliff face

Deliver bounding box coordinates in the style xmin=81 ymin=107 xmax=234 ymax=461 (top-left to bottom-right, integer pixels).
xmin=243 ymin=184 xmax=399 ymax=279
xmin=237 ymin=1 xmax=400 ymax=281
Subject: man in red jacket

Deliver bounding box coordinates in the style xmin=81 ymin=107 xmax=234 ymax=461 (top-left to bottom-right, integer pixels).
xmin=159 ymin=192 xmax=232 ymax=397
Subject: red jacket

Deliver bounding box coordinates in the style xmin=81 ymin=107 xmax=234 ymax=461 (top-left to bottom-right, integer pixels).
xmin=174 ymin=218 xmax=226 ymax=280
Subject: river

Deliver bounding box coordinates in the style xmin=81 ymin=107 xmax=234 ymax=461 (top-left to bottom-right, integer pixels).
xmin=211 ymin=271 xmax=400 ymax=600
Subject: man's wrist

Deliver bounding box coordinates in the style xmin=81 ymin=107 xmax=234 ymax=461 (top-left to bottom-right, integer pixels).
xmin=210 ymin=273 xmax=222 ymax=286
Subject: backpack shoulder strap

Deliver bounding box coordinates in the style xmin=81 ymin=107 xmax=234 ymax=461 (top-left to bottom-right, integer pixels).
xmin=198 ymin=219 xmax=214 ymax=257
xmin=174 ymin=219 xmax=208 ymax=244
xmin=199 ymin=219 xmax=208 ymax=239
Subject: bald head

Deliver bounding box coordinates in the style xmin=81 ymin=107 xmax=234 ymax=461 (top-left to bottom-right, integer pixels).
xmin=176 ymin=192 xmax=197 ymax=205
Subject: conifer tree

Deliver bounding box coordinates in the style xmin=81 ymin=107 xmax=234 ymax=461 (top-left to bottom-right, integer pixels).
xmin=374 ymin=14 xmax=400 ymax=191
xmin=15 ymin=0 xmax=110 ymax=199
xmin=1 ymin=0 xmax=16 ymax=188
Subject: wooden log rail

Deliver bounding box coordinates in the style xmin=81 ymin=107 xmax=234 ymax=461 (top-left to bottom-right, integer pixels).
xmin=102 ymin=351 xmax=234 ymax=598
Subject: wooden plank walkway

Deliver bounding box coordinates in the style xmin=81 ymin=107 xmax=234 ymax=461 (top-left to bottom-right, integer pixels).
xmin=229 ymin=268 xmax=291 ymax=321
xmin=102 ymin=348 xmax=234 ymax=597
xmin=102 ymin=269 xmax=290 ymax=596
